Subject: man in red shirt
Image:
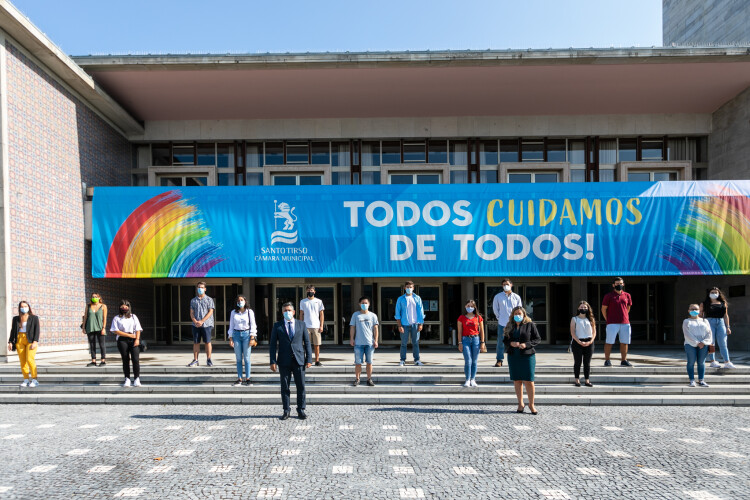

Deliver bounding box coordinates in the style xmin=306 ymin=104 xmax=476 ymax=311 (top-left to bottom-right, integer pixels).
xmin=601 ymin=277 xmax=633 ymax=367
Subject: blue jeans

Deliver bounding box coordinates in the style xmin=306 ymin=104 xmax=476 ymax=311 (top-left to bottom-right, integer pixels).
xmin=462 ymin=336 xmax=480 ymax=380
xmin=706 ymin=318 xmax=730 ymax=363
xmin=400 ymin=324 xmax=420 ymax=362
xmin=685 ymin=343 xmax=708 ymax=381
xmin=232 ymin=330 xmax=252 ymax=379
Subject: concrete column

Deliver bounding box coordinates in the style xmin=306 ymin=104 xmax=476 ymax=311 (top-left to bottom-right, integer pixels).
xmin=460 ymin=277 xmax=474 ymax=304
xmin=570 ymin=277 xmax=588 ymax=313
xmin=0 ymin=35 xmax=11 ymax=358
xmin=351 ymin=278 xmax=363 ymax=313
xmin=242 ymin=278 xmax=256 ymax=308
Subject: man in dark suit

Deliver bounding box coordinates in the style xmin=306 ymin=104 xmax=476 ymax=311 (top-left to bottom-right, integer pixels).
xmin=270 ymin=302 xmax=312 ymax=420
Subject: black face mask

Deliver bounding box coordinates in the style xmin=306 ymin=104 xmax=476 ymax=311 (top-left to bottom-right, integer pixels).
xmin=614 ymin=284 xmax=624 ymax=291
xmin=578 ymin=309 xmax=588 ymax=315
xmin=120 ymin=308 xmax=129 ymax=314
xmin=307 ymin=292 xmax=314 ymax=298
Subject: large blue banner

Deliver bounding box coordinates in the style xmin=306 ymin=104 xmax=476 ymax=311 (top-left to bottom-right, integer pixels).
xmin=92 ymin=181 xmax=750 ymax=278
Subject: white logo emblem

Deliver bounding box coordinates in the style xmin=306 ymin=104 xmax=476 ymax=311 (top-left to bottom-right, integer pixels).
xmin=272 ymin=200 xmax=298 ymax=245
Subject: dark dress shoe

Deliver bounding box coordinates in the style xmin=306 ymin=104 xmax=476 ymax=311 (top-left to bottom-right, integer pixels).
xmin=297 ymin=410 xmax=307 ymax=420
xmin=280 ymin=411 xmax=290 ymax=421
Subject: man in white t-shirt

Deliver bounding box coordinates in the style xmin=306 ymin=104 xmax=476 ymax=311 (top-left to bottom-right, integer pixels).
xmin=299 ymin=285 xmax=325 ymax=366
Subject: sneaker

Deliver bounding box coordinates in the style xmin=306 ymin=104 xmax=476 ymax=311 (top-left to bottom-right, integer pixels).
xmin=29 ymin=379 xmax=39 ymax=388
xmin=206 ymin=359 xmax=214 ymax=367
xmin=314 ymin=361 xmax=322 ymax=367
xmin=122 ymin=378 xmax=131 ymax=387
xmin=689 ymin=380 xmax=696 ymax=387
xmin=367 ymin=379 xmax=375 ymax=387
xmin=98 ymin=361 xmax=106 ymax=366
xmin=187 ymin=360 xmax=199 ymax=367
xmin=604 ymin=360 xmax=612 ymax=367
xmin=699 ymin=380 xmax=710 ymax=387
xmin=724 ymin=362 xmax=736 ymax=370
xmin=87 ymin=362 xmax=97 ymax=367
xmin=233 ymin=379 xmax=243 ymax=387
xmin=470 ymin=379 xmax=478 ymax=387
xmin=244 ymin=379 xmax=253 ymax=387
xmin=133 ymin=378 xmax=141 ymax=387
xmin=19 ymin=379 xmax=29 ymax=387
xmin=353 ymin=378 xmax=360 ymax=386
xmin=620 ymin=360 xmax=633 ymax=367
xmin=463 ymin=380 xmax=471 ymax=388
xmin=710 ymin=361 xmax=721 ymax=368
xmin=414 ymin=360 xmax=425 ymax=366
xmin=399 ymin=360 xmax=405 ymax=367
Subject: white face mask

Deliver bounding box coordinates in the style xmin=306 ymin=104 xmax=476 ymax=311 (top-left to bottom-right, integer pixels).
xmin=503 ymin=285 xmax=511 ymax=292
xmin=237 ymin=301 xmax=245 ymax=308
xmin=709 ymin=293 xmax=719 ymax=300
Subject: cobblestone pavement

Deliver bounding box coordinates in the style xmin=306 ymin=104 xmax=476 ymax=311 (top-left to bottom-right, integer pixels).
xmin=0 ymin=404 xmax=747 ymax=499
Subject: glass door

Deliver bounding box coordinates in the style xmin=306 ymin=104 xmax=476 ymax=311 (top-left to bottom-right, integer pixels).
xmin=484 ymin=283 xmax=549 ymax=344
xmin=170 ymin=283 xmax=239 ymax=343
xmin=378 ymin=283 xmax=443 ymax=344
xmin=273 ymin=284 xmax=337 ymax=343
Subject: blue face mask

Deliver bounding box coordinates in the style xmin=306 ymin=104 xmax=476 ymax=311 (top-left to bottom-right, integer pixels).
xmin=237 ymin=301 xmax=245 ymax=308
xmin=405 ymin=288 xmax=413 ymax=295
xmin=513 ymin=314 xmax=523 ymax=323
xmin=19 ymin=307 xmax=28 ymax=314
xmin=689 ymin=310 xmax=699 ymax=317
xmin=197 ymin=288 xmax=205 ymax=295
xmin=283 ymin=311 xmax=294 ymax=321
xmin=360 ymin=303 xmax=369 ymax=311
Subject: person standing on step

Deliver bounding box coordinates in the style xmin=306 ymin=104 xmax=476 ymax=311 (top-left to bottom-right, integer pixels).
xmin=394 ymin=280 xmax=425 ymax=367
xmin=228 ymin=294 xmax=257 ymax=387
xmin=270 ymin=302 xmax=312 ymax=421
xmin=82 ymin=293 xmax=108 ymax=367
xmin=504 ymin=306 xmax=540 ymax=415
xmin=492 ymin=278 xmax=522 ymax=368
xmin=188 ymin=281 xmax=215 ymax=367
xmin=457 ymin=299 xmax=486 ymax=388
xmin=684 ymin=303 xmax=712 ymax=387
xmin=601 ymin=277 xmax=633 ymax=367
xmin=570 ymin=301 xmax=596 ymax=387
xmin=299 ymin=285 xmax=325 ymax=367
xmin=349 ymin=296 xmax=379 ymax=387
xmin=110 ymin=300 xmax=143 ymax=388
xmin=700 ymin=287 xmax=735 ymax=369
xmin=8 ymin=301 xmax=40 ymax=388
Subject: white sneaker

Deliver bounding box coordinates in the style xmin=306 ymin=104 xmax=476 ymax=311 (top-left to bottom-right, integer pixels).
xmin=710 ymin=361 xmax=721 ymax=368
xmin=470 ymin=379 xmax=478 ymax=387
xmin=19 ymin=379 xmax=29 ymax=387
xmin=133 ymin=378 xmax=142 ymax=387
xmin=29 ymin=379 xmax=39 ymax=388
xmin=414 ymin=361 xmax=425 ymax=366
xmin=723 ymin=362 xmax=736 ymax=369
xmin=699 ymin=380 xmax=710 ymax=387
xmin=122 ymin=378 xmax=131 ymax=387
xmin=463 ymin=380 xmax=471 ymax=387
xmin=688 ymin=380 xmax=696 ymax=387
xmin=399 ymin=361 xmax=405 ymax=367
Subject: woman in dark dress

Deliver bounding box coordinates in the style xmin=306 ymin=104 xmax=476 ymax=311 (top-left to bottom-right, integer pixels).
xmin=503 ymin=306 xmax=541 ymax=414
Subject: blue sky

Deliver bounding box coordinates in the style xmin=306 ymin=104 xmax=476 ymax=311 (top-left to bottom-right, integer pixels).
xmin=12 ymin=0 xmax=662 ymax=56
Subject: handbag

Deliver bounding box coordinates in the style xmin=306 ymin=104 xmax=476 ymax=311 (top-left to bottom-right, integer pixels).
xmin=138 ymin=340 xmax=148 ymax=352
xmin=249 ymin=337 xmax=258 ymax=347
xmin=708 ymin=344 xmax=715 ymax=353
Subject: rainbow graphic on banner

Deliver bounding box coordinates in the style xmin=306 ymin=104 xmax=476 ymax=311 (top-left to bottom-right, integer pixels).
xmin=662 ymin=188 xmax=750 ymax=275
xmin=104 ymin=190 xmax=223 ymax=278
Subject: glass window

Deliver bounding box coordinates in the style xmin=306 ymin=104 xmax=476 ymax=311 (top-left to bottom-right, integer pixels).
xmin=265 ymin=142 xmax=284 ymax=165
xmin=362 ymin=171 xmax=381 ymax=184
xmin=508 ymin=173 xmax=532 ymax=183
xmin=299 ymin=175 xmax=322 ymax=185
xmin=500 ymin=140 xmax=519 ymax=163
xmin=286 ymin=142 xmax=309 ymax=164
xmin=653 ymin=171 xmax=677 ymax=181
xmin=382 ymin=141 xmax=401 ymax=164
xmin=688 ymin=137 xmax=708 ymax=163
xmin=599 ymin=139 xmax=617 ymax=164
xmin=246 ymin=142 xmax=264 ymax=168
xmin=185 ymin=177 xmax=208 ymax=187
xmin=546 ymin=140 xmax=566 ymax=162
xmin=521 ymin=141 xmax=543 ymax=162
xmin=568 ymin=140 xmax=585 ymax=165
xmin=362 ymin=141 xmax=381 ymax=166
xmin=352 ymin=141 xmax=360 ymax=166
xmin=480 ymin=170 xmax=497 ymax=183
xmin=628 ymin=172 xmax=650 ymax=182
xmin=152 ymin=144 xmax=171 ymax=166
xmin=132 ymin=173 xmax=148 ymax=186
xmin=449 ymin=141 xmax=467 ymax=166
xmin=273 ymin=175 xmax=296 ymax=186
xmin=196 ymin=143 xmax=216 ymax=166
xmin=428 ymin=140 xmax=448 ymax=163
xmin=218 ymin=172 xmax=235 ymax=186
xmin=535 ymin=173 xmax=558 ymax=183
xmin=310 ymin=142 xmax=330 ymax=165
xmin=216 ymin=143 xmax=234 ymax=168
xmin=667 ymin=138 xmax=686 ymax=161
xmin=599 ymin=169 xmax=615 ymax=182
xmin=450 ymin=170 xmax=468 ymax=183
xmin=619 ymin=139 xmax=637 ymax=162
xmin=391 ymin=174 xmax=412 ymax=184
xmin=331 ymin=142 xmax=350 ymax=166
xmin=479 ymin=140 xmax=498 ymax=165
xmin=417 ymin=174 xmax=440 ymax=184
xmin=246 ymin=172 xmax=263 ymax=186
xmin=172 ymin=144 xmax=195 ymax=165
xmin=570 ymin=169 xmax=586 ymax=182
xmin=332 ymin=171 xmax=350 ymax=185
xmin=641 ymin=139 xmax=663 ymax=161
xmin=403 ymin=141 xmax=426 ymax=162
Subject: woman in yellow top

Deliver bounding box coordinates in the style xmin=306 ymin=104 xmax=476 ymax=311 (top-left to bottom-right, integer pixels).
xmin=8 ymin=301 xmax=40 ymax=387
xmin=82 ymin=293 xmax=108 ymax=367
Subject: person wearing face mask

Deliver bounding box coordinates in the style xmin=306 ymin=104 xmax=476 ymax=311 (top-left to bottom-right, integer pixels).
xmin=683 ymin=304 xmax=712 ymax=387
xmin=700 ymin=287 xmax=735 ymax=369
xmin=8 ymin=301 xmax=40 ymax=387
xmin=188 ymin=281 xmax=215 ymax=367
xmin=299 ymin=285 xmax=325 ymax=367
xmin=457 ymin=299 xmax=486 ymax=387
xmin=81 ymin=293 xmax=108 ymax=367
xmin=570 ymin=301 xmax=597 ymax=387
xmin=492 ymin=279 xmax=522 ymax=368
xmin=601 ymin=277 xmax=633 ymax=367
xmin=228 ymin=295 xmax=257 ymax=387
xmin=110 ymin=300 xmax=143 ymax=387
xmin=394 ymin=280 xmax=426 ymax=366
xmin=270 ymin=303 xmax=312 ymax=420
xmin=503 ymin=306 xmax=540 ymax=414
xmin=349 ymin=297 xmax=379 ymax=387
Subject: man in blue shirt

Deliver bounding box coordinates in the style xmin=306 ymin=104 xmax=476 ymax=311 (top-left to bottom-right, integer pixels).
xmin=394 ymin=280 xmax=425 ymax=366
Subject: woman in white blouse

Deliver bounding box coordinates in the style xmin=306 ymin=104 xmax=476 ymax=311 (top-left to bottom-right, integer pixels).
xmin=228 ymin=295 xmax=257 ymax=387
xmin=110 ymin=299 xmax=143 ymax=388
xmin=683 ymin=303 xmax=712 ymax=387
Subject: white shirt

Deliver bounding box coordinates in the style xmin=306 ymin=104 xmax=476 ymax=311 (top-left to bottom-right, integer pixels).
xmin=110 ymin=314 xmax=143 ymax=340
xmin=572 ymin=316 xmax=593 ymax=339
xmin=405 ymin=295 xmax=418 ymax=325
xmin=300 ymin=297 xmax=325 ymax=329
xmin=285 ymin=320 xmax=295 ymax=338
xmin=229 ymin=309 xmax=257 ymax=336
xmin=493 ymin=292 xmax=522 ymax=326
xmin=683 ymin=318 xmax=713 ymax=347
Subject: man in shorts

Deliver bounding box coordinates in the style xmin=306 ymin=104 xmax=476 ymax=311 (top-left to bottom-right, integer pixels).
xmin=299 ymin=285 xmax=325 ymax=366
xmin=349 ymin=296 xmax=379 ymax=387
xmin=601 ymin=277 xmax=633 ymax=367
xmin=188 ymin=281 xmax=215 ymax=367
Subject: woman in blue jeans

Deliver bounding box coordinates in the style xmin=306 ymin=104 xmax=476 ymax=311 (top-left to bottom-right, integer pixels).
xmin=700 ymin=287 xmax=735 ymax=369
xmin=457 ymin=300 xmax=486 ymax=387
xmin=683 ymin=304 xmax=712 ymax=387
xmin=228 ymin=295 xmax=257 ymax=386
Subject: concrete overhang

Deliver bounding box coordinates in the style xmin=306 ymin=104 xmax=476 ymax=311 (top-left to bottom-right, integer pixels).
xmin=73 ymin=47 xmax=750 ymax=122
xmin=0 ymin=0 xmax=143 ymax=136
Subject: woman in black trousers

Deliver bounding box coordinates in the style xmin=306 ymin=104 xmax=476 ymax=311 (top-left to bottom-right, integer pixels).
xmin=503 ymin=306 xmax=541 ymax=414
xmin=570 ymin=301 xmax=597 ymax=387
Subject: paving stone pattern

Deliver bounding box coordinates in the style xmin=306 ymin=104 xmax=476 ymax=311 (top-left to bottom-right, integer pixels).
xmin=0 ymin=405 xmax=748 ymax=499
